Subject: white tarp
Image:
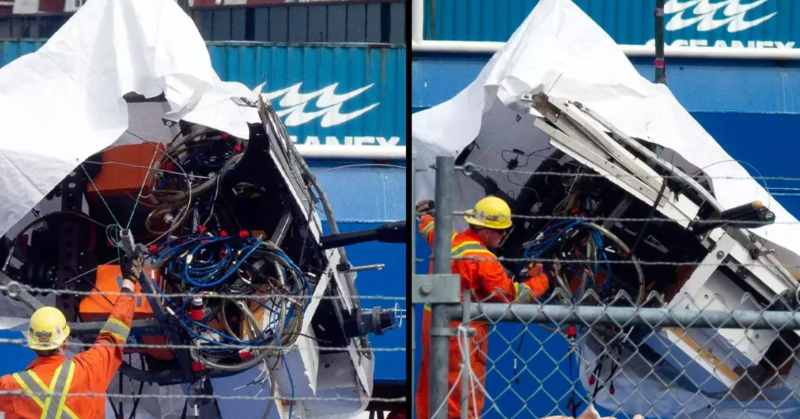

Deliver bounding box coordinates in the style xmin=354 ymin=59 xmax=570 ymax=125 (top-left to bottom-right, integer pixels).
xmin=411 ymin=0 xmax=800 ymax=272
xmin=0 ymin=0 xmax=264 ymax=417
xmin=0 ymin=0 xmax=259 ymax=239
xmin=411 ymin=0 xmax=800 ymax=417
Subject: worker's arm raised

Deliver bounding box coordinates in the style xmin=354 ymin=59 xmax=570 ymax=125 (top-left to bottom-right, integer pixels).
xmin=74 ymin=253 xmax=143 ymax=392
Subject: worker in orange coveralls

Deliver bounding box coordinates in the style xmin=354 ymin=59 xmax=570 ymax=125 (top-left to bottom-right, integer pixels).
xmin=0 ymin=252 xmax=144 ymax=419
xmin=416 ymin=196 xmax=555 ymax=419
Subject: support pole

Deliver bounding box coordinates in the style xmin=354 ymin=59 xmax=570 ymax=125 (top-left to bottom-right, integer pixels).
xmin=430 ymin=156 xmax=455 ymax=419
xmin=447 ymin=304 xmax=800 ymax=330
xmin=460 ymin=289 xmax=471 ymax=419
xmin=654 ymin=0 xmax=667 ymax=84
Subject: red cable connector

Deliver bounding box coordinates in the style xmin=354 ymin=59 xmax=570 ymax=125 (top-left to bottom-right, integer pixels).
xmin=191 ymin=361 xmax=206 ymax=372
xmin=566 ymin=325 xmax=577 ymax=338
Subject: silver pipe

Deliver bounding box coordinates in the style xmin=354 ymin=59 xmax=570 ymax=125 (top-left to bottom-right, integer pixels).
xmin=446 ymin=304 xmax=800 ymax=330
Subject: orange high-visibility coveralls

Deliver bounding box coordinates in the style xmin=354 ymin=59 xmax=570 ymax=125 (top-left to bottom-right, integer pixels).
xmin=416 ymin=215 xmax=549 ymax=419
xmin=0 ymin=292 xmax=135 ymax=419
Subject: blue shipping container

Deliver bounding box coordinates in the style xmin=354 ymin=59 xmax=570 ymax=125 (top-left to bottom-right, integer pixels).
xmin=423 ymin=0 xmax=800 ymax=50
xmin=0 ymin=41 xmax=407 ymax=150
xmin=208 ymin=43 xmax=406 ymax=149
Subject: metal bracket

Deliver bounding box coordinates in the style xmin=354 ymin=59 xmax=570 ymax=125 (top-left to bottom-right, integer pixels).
xmin=412 ymin=274 xmax=461 ymax=304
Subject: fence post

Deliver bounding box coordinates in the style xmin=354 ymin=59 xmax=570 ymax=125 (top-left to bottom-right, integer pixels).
xmin=460 ymin=289 xmax=471 ymax=419
xmin=430 ymin=156 xmax=455 ymax=419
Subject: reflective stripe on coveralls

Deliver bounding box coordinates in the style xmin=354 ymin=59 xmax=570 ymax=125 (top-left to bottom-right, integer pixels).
xmin=100 ymin=318 xmax=130 ymax=343
xmin=423 ymin=240 xmax=533 ymax=310
xmin=13 ymin=360 xmax=78 ymax=419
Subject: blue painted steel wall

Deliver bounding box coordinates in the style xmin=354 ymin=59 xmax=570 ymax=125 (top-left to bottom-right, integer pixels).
xmin=423 ymin=0 xmax=799 ymax=49
xmin=412 ymin=54 xmax=800 ymax=417
xmin=313 ymin=160 xmax=406 ymax=383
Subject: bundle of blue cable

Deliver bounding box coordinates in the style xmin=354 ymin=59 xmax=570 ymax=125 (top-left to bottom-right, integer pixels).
xmin=152 ymin=234 xmax=310 ymax=373
xmin=521 ymin=220 xmax=614 ymax=303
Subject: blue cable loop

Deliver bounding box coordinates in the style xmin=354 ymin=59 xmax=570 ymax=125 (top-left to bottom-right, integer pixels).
xmin=150 ymin=234 xmax=308 ymax=365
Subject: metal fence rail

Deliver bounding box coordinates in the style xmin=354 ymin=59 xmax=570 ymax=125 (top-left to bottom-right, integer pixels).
xmin=413 ymin=156 xmax=800 ymax=419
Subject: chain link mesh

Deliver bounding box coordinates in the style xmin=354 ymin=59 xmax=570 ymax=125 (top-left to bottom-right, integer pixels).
xmin=434 ymin=290 xmax=800 ymax=419
xmin=416 ymin=158 xmax=800 ymax=419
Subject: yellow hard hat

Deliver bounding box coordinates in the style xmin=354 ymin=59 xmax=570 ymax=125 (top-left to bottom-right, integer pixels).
xmin=464 ymin=196 xmax=512 ymax=229
xmin=27 ymin=306 xmax=70 ymax=350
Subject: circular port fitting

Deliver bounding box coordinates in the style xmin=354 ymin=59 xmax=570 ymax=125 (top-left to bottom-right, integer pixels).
xmin=6 ymin=281 xmax=21 ymax=298
xmin=461 ymin=162 xmax=475 ymax=176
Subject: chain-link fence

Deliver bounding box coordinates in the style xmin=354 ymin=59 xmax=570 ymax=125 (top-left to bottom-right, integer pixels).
xmin=413 ymin=153 xmax=800 ymax=419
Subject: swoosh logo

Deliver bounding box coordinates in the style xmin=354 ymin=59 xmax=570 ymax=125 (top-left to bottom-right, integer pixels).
xmin=664 ymin=0 xmax=777 ymax=33
xmin=263 ymin=82 xmax=379 ymax=128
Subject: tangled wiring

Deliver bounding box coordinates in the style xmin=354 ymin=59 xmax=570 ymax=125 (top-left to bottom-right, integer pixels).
xmin=148 ymin=233 xmax=311 ymax=373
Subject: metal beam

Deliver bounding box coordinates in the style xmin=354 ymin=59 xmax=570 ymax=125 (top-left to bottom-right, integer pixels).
xmin=445 ymin=304 xmax=800 ymax=330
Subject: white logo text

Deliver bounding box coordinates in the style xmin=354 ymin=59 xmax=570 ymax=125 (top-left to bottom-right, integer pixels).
xmin=290 ymin=136 xmax=401 ymax=147
xmin=263 ymin=83 xmax=379 ymax=128
xmin=664 ymin=0 xmax=777 ymax=33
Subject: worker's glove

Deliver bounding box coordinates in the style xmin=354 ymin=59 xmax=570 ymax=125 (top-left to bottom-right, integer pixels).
xmin=415 ymin=200 xmax=435 ymax=217
xmin=516 ymin=263 xmax=550 ymax=303
xmin=121 ymin=251 xmax=144 ymax=283
xmin=547 ymin=261 xmax=562 ymax=278
xmin=519 ymin=262 xmax=549 ymax=280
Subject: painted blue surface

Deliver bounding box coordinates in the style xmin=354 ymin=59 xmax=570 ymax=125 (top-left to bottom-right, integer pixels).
xmin=311 ymin=162 xmax=406 ymax=222
xmin=0 ymin=41 xmax=407 ymax=149
xmin=325 ymin=221 xmax=406 ymax=384
xmin=209 ymin=43 xmax=406 ymax=148
xmin=0 ymin=330 xmax=33 ymax=376
xmin=424 ymin=0 xmax=800 ymax=50
xmin=412 ymin=55 xmax=800 ymax=114
xmin=412 ymin=53 xmax=800 ymax=417
xmin=312 ymin=162 xmax=406 ymax=384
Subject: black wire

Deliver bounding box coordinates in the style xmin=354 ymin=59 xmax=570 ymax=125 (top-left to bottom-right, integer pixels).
xmin=128 ymin=380 xmax=145 ymax=419
xmin=108 ymin=395 xmax=122 ymax=419
xmin=591 ymin=358 xmax=604 ymax=402
xmin=180 ymin=399 xmax=189 ymax=419
xmin=282 ymin=332 xmax=332 ymax=344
